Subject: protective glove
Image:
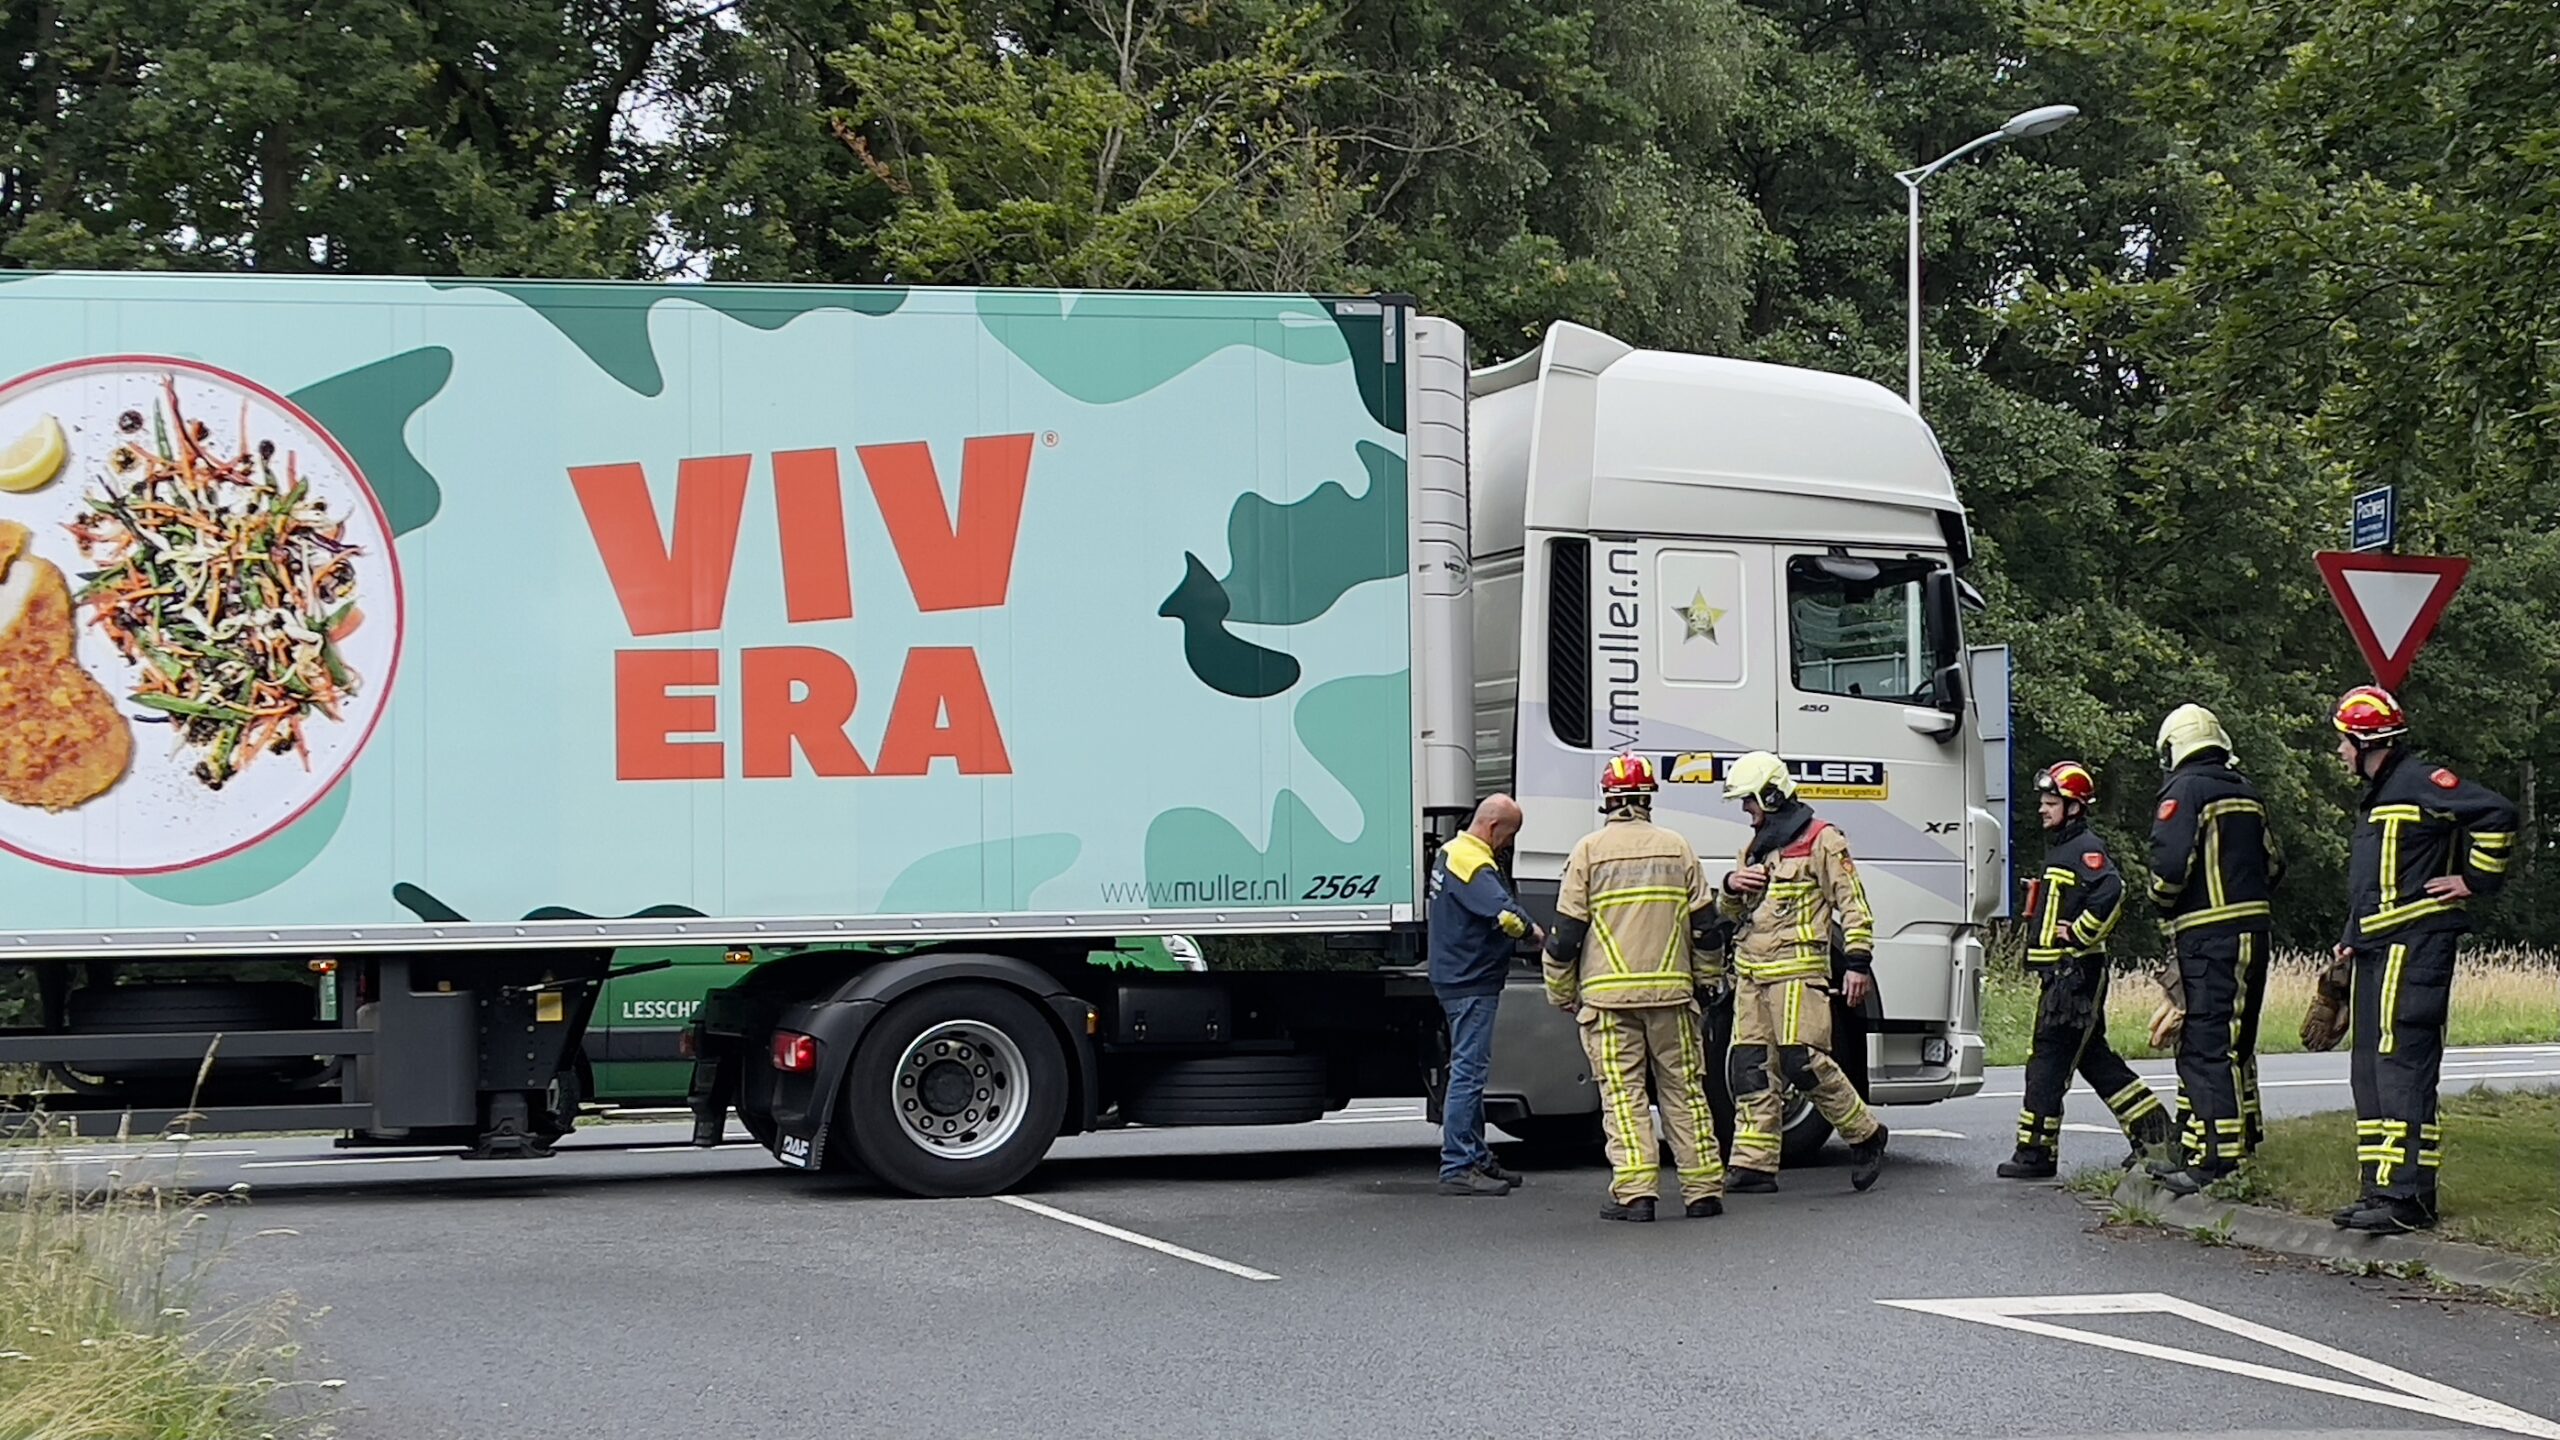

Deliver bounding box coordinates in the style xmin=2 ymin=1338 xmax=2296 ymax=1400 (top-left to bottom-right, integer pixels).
xmin=2299 ymin=953 xmax=2352 ymax=1052
xmin=2147 ymin=958 xmax=2186 ymax=1050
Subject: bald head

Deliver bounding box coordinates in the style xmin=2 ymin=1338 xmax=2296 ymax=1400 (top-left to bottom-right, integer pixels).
xmin=1469 ymin=793 xmax=1523 ymax=848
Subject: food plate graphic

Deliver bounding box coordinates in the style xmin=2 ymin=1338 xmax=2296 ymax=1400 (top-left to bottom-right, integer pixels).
xmin=0 ymin=356 xmax=404 ymax=875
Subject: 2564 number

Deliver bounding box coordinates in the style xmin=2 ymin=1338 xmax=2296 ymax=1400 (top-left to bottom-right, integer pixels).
xmin=1302 ymin=873 xmax=1383 ymax=901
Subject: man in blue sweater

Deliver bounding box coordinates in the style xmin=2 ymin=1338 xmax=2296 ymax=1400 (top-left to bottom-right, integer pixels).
xmin=1430 ymin=793 xmax=1541 ymax=1196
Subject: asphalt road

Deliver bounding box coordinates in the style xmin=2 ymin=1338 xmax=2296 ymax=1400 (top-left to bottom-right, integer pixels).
xmin=84 ymin=1044 xmax=2560 ymax=1439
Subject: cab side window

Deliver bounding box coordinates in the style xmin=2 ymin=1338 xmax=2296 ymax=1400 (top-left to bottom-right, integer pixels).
xmin=1786 ymin=555 xmax=1941 ymax=704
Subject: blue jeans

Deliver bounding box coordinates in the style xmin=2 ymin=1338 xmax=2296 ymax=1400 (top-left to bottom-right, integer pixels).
xmin=1439 ymin=992 xmax=1501 ymax=1181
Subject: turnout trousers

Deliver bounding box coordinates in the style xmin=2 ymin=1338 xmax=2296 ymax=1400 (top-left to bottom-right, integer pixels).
xmin=2349 ymin=931 xmax=2459 ymax=1208
xmin=2018 ymin=956 xmax=2170 ymax=1156
xmin=2171 ymin=927 xmax=2270 ymax=1173
xmin=1728 ymin=975 xmax=1877 ymax=1173
xmin=1578 ymin=1001 xmax=1725 ymax=1205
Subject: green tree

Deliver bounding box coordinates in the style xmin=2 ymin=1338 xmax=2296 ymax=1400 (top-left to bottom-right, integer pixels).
xmin=0 ymin=0 xmax=716 ymax=276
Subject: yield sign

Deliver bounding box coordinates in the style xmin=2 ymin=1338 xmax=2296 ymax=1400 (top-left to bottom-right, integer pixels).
xmin=2314 ymin=550 xmax=2470 ymax=692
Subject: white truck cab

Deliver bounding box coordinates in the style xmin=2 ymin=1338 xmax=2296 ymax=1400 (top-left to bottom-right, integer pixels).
xmin=1456 ymin=321 xmax=2008 ymax=1158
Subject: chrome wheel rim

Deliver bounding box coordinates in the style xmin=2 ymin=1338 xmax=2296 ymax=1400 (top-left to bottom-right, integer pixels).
xmin=891 ymin=1020 xmax=1027 ymax=1161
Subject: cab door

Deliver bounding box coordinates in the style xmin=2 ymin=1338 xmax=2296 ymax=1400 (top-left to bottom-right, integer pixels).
xmin=1768 ymin=549 xmax=1968 ymax=1022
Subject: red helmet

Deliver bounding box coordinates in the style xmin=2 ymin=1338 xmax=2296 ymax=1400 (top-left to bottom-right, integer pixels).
xmin=2035 ymin=760 xmax=2097 ymax=806
xmin=1600 ymin=753 xmax=1658 ymax=795
xmin=2332 ymin=685 xmax=2409 ymax=743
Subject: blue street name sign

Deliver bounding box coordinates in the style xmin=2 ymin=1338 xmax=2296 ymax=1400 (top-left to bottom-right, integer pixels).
xmin=2351 ymin=485 xmax=2395 ymax=553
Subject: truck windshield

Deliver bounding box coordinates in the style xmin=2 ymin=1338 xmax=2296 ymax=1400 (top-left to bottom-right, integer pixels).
xmin=1785 ymin=555 xmax=1952 ymax=705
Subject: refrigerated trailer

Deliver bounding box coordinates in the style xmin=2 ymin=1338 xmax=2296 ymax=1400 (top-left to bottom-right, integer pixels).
xmin=0 ymin=272 xmax=2002 ymax=1195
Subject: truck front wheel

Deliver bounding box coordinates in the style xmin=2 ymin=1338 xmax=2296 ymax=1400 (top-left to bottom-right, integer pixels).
xmin=838 ymin=983 xmax=1067 ymax=1198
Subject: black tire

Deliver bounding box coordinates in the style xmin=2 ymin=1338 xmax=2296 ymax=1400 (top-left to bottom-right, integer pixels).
xmin=64 ymin=982 xmax=317 ymax=1084
xmin=1121 ymin=1054 xmax=1327 ymax=1127
xmin=837 ymin=983 xmax=1067 ymax=1198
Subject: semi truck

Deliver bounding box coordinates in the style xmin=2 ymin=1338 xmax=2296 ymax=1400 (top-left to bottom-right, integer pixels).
xmin=0 ymin=270 xmax=2005 ymax=1197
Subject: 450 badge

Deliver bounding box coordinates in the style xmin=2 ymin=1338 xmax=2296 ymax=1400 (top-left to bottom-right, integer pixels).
xmin=1658 ymin=752 xmax=1890 ymax=802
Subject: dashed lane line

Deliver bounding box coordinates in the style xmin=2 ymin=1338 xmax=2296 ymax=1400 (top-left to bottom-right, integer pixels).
xmin=995 ymin=1195 xmax=1278 ymax=1283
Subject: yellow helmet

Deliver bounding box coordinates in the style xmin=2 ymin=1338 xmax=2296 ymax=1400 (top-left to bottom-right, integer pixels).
xmin=1721 ymin=751 xmax=1795 ymax=804
xmin=2156 ymin=703 xmax=2234 ymax=770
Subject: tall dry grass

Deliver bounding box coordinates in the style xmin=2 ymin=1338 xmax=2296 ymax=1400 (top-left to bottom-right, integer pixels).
xmin=1986 ymin=945 xmax=2559 ymax=1067
xmin=1 ymin=1109 xmax=326 ymax=1438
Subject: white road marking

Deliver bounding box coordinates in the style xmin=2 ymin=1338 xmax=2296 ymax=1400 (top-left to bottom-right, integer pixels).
xmin=0 ymin=1149 xmax=258 ymax=1167
xmin=626 ymin=1142 xmax=757 ymax=1153
xmin=1320 ymin=1114 xmax=1430 ymax=1126
xmin=2060 ymin=1123 xmax=2121 ymax=1136
xmin=994 ymin=1195 xmax=1277 ymax=1283
xmin=1881 ymin=1292 xmax=2560 ymax=1438
xmin=239 ymin=1155 xmax=444 ymax=1170
xmin=1892 ymin=1127 xmax=1968 ymax=1139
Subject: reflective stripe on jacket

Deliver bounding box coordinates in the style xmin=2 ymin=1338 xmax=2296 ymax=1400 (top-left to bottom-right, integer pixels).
xmin=1546 ymin=811 xmax=1715 ymax=1010
xmin=1718 ymin=816 xmax=1874 ymax=982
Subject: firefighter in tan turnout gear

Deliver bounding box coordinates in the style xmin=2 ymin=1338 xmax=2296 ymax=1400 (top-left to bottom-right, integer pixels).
xmin=1716 ymin=751 xmax=1888 ymax=1193
xmin=1542 ymin=754 xmax=1727 ymax=1223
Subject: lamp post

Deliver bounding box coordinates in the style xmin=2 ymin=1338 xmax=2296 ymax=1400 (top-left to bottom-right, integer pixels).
xmin=1895 ymin=103 xmax=2081 ymax=414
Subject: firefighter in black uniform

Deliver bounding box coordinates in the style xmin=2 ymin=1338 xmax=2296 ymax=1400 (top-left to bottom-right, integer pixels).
xmin=2146 ymin=703 xmax=2284 ymax=1194
xmin=2000 ymin=761 xmax=2175 ymax=1179
xmin=2329 ymin=685 xmax=2518 ymax=1233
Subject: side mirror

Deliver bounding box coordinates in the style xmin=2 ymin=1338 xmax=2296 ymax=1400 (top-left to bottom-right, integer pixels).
xmin=1922 ymin=569 xmax=1963 ymax=667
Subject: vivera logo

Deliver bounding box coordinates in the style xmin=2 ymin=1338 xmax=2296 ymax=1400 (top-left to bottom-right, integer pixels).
xmin=571 ymin=435 xmax=1037 ymax=783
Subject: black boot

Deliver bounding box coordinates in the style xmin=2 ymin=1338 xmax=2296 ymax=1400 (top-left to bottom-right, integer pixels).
xmin=1997 ymin=1147 xmax=2058 ymax=1180
xmin=1850 ymin=1125 xmax=1889 ymax=1192
xmin=1684 ymin=1196 xmax=1724 ymax=1219
xmin=1728 ymin=1168 xmax=1779 ymax=1194
xmin=2341 ymin=1197 xmax=2436 ymax=1234
xmin=1475 ymin=1158 xmax=1525 ymax=1187
xmin=2332 ymin=1196 xmax=2384 ymax=1227
xmin=1600 ymin=1196 xmax=1656 ymax=1223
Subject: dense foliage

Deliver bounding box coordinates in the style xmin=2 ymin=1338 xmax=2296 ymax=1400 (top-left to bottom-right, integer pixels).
xmin=6 ymin=0 xmax=2552 ymax=949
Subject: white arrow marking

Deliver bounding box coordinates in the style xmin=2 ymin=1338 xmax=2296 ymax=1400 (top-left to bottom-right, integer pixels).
xmin=1881 ymin=1292 xmax=2560 ymax=1437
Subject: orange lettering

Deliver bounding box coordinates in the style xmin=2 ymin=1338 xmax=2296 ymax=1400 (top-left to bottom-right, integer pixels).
xmin=858 ymin=434 xmax=1033 ymax=612
xmin=772 ymin=448 xmax=855 ymax=625
xmin=874 ymin=647 xmax=1011 ymax=775
xmin=741 ymin=647 xmax=871 ymax=778
xmin=616 ymin=650 xmax=723 ymax=781
xmin=570 ymin=456 xmax=752 ymax=636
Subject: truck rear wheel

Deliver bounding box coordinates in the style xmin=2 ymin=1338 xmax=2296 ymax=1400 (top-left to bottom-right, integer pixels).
xmin=838 ymin=983 xmax=1066 ymax=1198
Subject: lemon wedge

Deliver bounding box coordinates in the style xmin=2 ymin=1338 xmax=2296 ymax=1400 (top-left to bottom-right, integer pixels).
xmin=0 ymin=414 xmax=69 ymax=493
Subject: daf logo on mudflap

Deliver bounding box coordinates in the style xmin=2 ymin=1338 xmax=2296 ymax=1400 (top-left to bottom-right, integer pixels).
xmin=778 ymin=1134 xmax=812 ymax=1168
xmin=1658 ymin=753 xmax=1890 ymax=801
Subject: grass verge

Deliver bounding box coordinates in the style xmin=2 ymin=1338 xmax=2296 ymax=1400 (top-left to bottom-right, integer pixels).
xmin=1 ymin=1120 xmax=323 ymax=1439
xmin=2216 ymin=1085 xmax=2560 ymax=1260
xmin=1985 ymin=947 xmax=2559 ymax=1069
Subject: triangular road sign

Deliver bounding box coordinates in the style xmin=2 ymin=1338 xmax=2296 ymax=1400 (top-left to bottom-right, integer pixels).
xmin=2314 ymin=551 xmax=2470 ymax=692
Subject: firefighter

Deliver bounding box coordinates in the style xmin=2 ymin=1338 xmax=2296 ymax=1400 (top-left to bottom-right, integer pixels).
xmin=2146 ymin=703 xmax=2285 ymax=1194
xmin=2001 ymin=761 xmax=2175 ymax=1179
xmin=2329 ymin=686 xmax=2518 ymax=1233
xmin=1541 ymin=753 xmax=1727 ymax=1222
xmin=1716 ymin=751 xmax=1888 ymax=1194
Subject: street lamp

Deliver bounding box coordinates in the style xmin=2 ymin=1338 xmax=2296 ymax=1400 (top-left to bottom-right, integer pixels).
xmin=1894 ymin=104 xmax=2081 ymax=413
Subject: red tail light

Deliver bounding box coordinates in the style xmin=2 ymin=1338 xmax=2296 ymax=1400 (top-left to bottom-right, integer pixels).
xmin=771 ymin=1031 xmax=817 ymax=1073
